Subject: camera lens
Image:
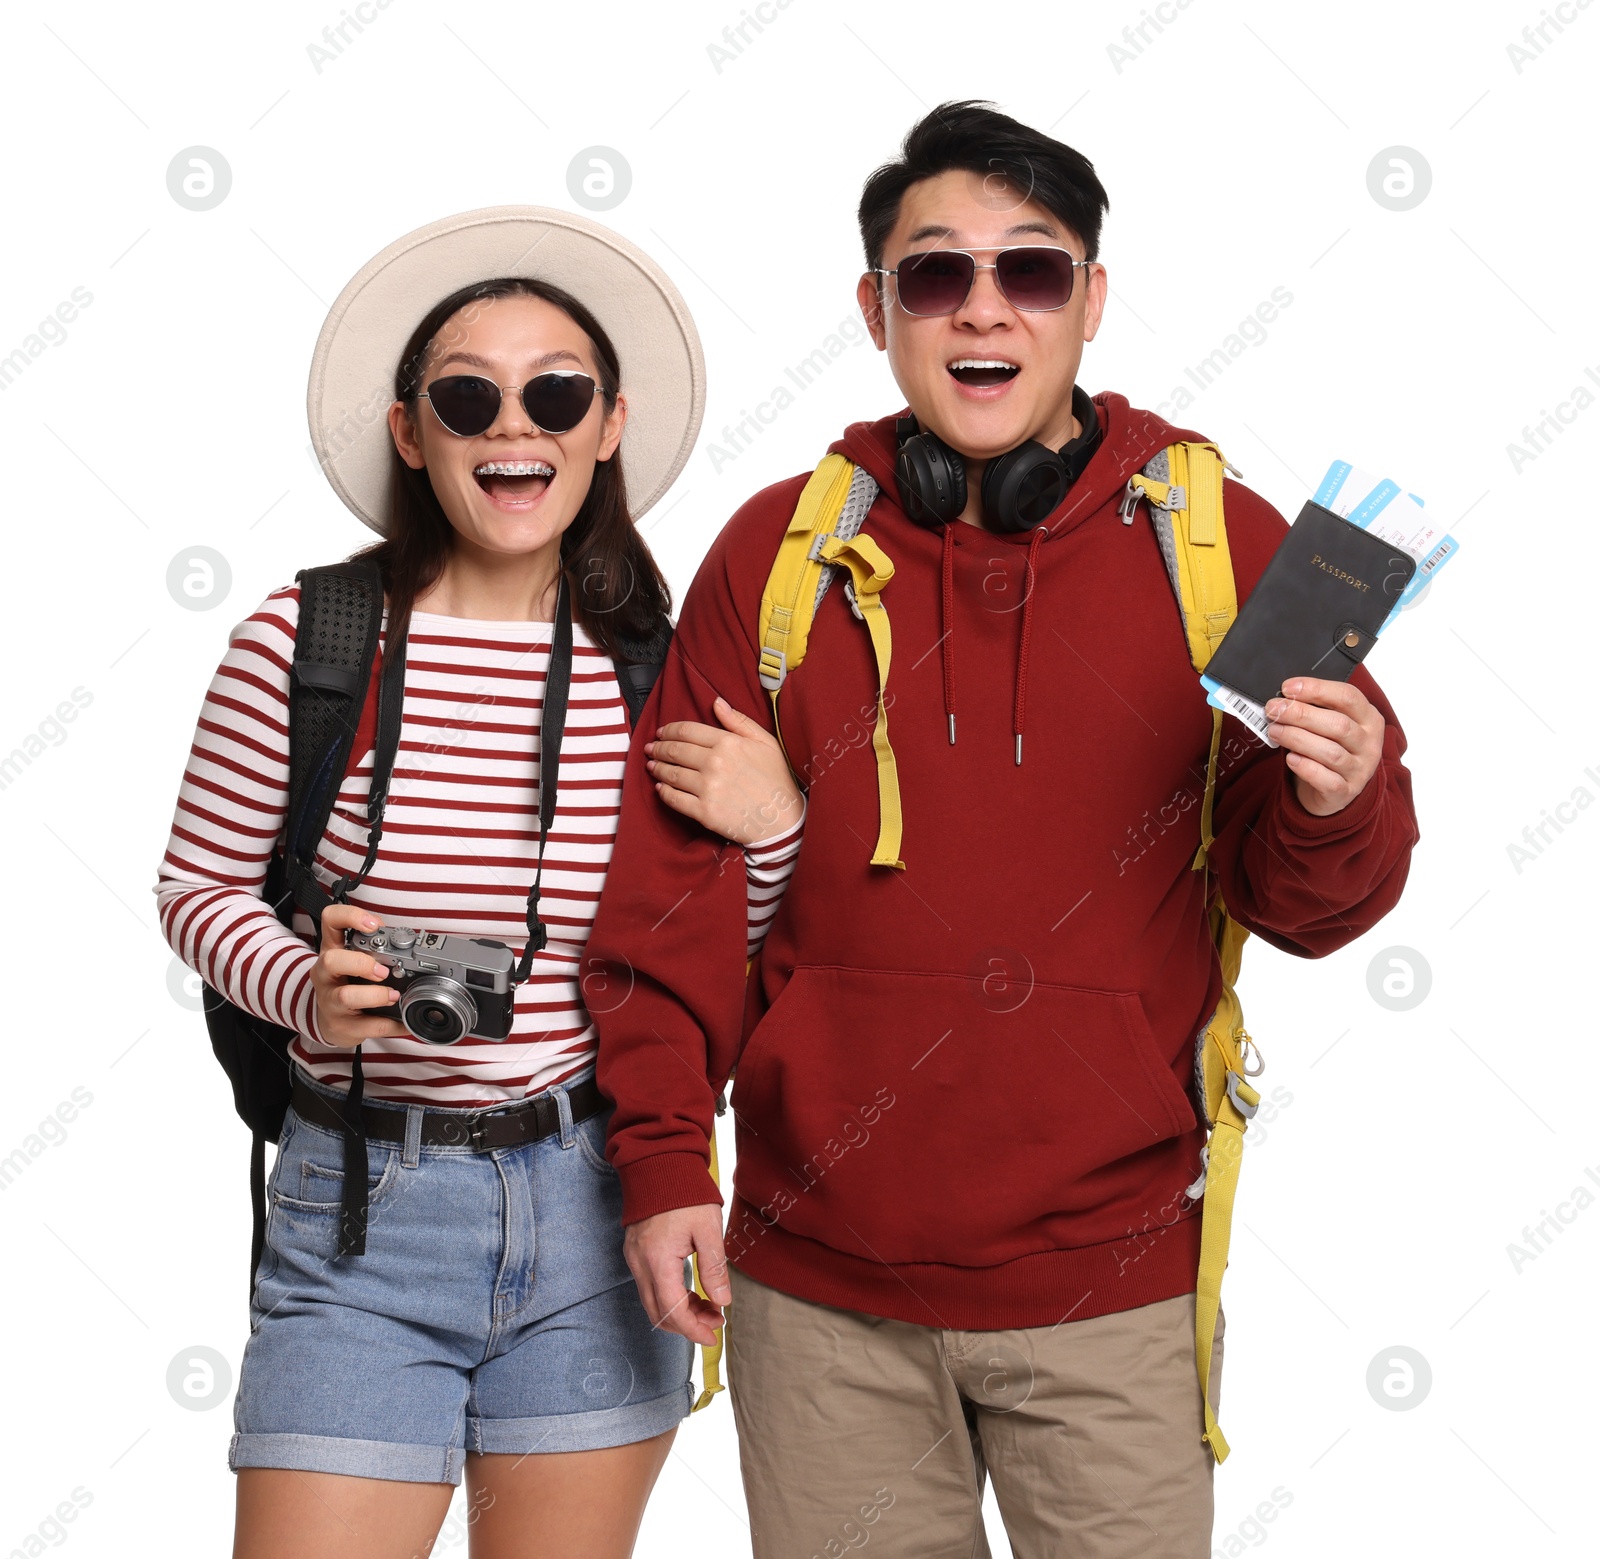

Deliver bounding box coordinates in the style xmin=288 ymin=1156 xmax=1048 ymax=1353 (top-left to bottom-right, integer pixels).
xmin=399 ymin=977 xmax=477 ymax=1046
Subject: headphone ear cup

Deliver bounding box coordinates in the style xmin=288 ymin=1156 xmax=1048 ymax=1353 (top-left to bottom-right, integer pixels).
xmin=980 ymin=442 xmax=1069 ymax=534
xmin=895 ymin=433 xmax=967 ymax=530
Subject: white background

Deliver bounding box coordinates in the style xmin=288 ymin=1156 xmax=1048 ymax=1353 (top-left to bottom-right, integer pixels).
xmin=1 ymin=0 xmax=1594 ymax=1554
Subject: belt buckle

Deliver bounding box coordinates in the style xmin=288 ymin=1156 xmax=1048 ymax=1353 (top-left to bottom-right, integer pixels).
xmin=450 ymin=1094 xmax=553 ymax=1152
xmin=465 ymin=1107 xmax=517 ymax=1151
xmin=465 ymin=1099 xmax=537 ymax=1151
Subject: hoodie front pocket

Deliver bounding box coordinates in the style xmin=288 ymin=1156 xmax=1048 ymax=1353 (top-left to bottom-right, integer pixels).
xmin=730 ymin=964 xmax=1197 ymax=1266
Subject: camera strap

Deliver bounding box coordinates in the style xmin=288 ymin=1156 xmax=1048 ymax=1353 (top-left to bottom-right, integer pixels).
xmin=336 ymin=1045 xmax=367 ymax=1256
xmin=329 ymin=575 xmax=571 ymax=1256
xmin=319 ymin=573 xmax=572 ymax=969
xmin=515 ymin=574 xmax=572 ymax=985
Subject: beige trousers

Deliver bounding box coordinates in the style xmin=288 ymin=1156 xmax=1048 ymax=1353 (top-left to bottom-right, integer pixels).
xmin=726 ymin=1268 xmax=1223 ymax=1559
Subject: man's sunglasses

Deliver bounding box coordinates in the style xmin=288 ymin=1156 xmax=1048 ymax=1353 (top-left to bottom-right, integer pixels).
xmin=416 ymin=371 xmax=603 ymax=438
xmin=872 ymin=247 xmax=1095 ymax=317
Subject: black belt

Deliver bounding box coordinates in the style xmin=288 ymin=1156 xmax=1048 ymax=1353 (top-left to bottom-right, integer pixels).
xmin=291 ymin=1073 xmax=607 ymax=1153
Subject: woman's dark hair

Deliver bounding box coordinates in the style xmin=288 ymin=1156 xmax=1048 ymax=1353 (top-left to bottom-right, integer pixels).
xmin=351 ymin=275 xmax=671 ymax=658
xmin=858 ymin=100 xmax=1110 ymax=274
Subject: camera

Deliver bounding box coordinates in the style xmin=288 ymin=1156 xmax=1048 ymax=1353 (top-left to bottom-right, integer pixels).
xmin=344 ymin=925 xmax=517 ymax=1045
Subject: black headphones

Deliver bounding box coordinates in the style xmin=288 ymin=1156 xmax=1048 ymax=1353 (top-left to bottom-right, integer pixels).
xmin=894 ymin=386 xmax=1101 ymax=534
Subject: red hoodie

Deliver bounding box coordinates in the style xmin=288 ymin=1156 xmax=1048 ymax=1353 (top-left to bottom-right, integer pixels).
xmin=589 ymin=392 xmax=1418 ymax=1331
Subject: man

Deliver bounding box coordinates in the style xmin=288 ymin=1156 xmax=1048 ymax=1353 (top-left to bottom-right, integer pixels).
xmin=588 ymin=101 xmax=1418 ymax=1558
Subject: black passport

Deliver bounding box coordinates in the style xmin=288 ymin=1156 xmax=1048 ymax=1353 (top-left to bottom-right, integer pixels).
xmin=1204 ymin=500 xmax=1417 ymax=707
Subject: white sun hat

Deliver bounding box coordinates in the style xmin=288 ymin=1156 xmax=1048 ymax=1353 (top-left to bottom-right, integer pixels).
xmin=307 ymin=205 xmax=706 ymax=534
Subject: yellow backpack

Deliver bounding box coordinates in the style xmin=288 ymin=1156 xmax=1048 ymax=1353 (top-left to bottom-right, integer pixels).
xmin=745 ymin=441 xmax=1261 ymax=1460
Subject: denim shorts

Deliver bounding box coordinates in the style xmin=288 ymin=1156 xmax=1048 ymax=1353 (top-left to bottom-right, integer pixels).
xmin=231 ymin=1067 xmax=694 ymax=1484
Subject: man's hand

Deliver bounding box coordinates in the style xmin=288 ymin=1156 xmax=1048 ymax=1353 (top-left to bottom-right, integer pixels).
xmin=623 ymin=1204 xmax=731 ymax=1347
xmin=645 ymin=695 xmax=804 ymax=845
xmin=1264 ymin=676 xmax=1386 ymax=817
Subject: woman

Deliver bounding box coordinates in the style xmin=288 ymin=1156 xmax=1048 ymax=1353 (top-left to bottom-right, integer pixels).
xmin=156 ymin=208 xmax=804 ymax=1559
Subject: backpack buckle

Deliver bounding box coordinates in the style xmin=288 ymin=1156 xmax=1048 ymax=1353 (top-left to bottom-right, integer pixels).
xmin=1119 ymin=482 xmax=1142 ymax=524
xmin=758 ymin=647 xmax=788 ymax=692
xmin=1225 ymin=1071 xmax=1259 ymax=1119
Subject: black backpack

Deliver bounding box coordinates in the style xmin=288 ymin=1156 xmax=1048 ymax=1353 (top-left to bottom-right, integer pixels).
xmin=202 ymin=558 xmax=672 ymax=1290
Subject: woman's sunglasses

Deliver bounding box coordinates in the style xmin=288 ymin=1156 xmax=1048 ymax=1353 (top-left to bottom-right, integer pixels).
xmin=417 ymin=370 xmax=603 ymax=438
xmin=873 ymin=247 xmax=1095 ymax=317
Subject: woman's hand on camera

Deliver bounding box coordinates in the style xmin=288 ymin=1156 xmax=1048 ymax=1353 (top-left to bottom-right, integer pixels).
xmin=310 ymin=904 xmax=412 ymax=1048
xmin=645 ymin=696 xmax=804 ymax=846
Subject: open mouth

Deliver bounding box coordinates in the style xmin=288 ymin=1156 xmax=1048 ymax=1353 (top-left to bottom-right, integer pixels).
xmin=947 ymin=357 xmax=1020 ymax=388
xmin=474 ymin=459 xmax=555 ymax=506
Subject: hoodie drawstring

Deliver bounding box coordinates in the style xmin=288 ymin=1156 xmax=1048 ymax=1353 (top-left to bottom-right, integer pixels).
xmin=1013 ymin=525 xmax=1046 ymax=765
xmin=940 ymin=521 xmax=957 ymax=744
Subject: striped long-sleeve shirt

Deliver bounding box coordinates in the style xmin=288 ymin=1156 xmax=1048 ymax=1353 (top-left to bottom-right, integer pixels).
xmin=155 ymin=584 xmax=803 ymax=1106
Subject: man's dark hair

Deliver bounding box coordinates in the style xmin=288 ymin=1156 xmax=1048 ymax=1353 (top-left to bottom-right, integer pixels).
xmin=858 ymin=100 xmax=1110 ymax=272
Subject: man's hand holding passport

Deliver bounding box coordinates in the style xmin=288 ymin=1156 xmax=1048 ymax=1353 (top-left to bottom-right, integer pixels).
xmin=1202 ymin=460 xmax=1460 ymax=816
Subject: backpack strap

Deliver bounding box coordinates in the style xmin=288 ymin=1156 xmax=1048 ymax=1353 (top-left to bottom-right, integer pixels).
xmin=1128 ymin=441 xmax=1240 ymax=871
xmin=282 ymin=560 xmax=393 ymax=925
xmin=220 ymin=563 xmax=389 ymax=1300
xmin=280 ymin=559 xmax=395 ymax=1259
xmin=689 ymin=1125 xmax=727 ymax=1412
xmin=1126 ymin=442 xmax=1259 ymax=1463
xmin=758 ymin=455 xmax=903 ymax=869
xmin=1187 ymin=904 xmax=1258 ymax=1464
xmin=612 ymin=614 xmax=674 ymax=730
